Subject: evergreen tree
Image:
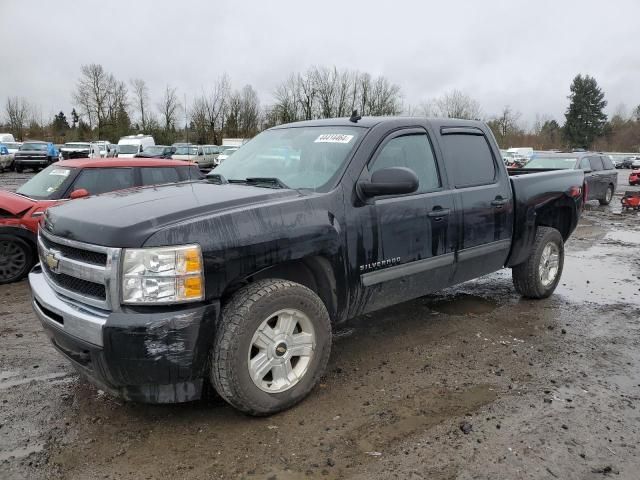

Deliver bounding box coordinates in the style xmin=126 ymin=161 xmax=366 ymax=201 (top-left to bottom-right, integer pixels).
xmin=563 ymin=74 xmax=607 ymax=149
xmin=52 ymin=111 xmax=70 ymax=131
xmin=71 ymin=108 xmax=79 ymax=129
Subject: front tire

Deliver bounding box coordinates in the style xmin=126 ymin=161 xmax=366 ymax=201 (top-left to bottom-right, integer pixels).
xmin=599 ymin=185 xmax=614 ymax=205
xmin=0 ymin=236 xmax=34 ymax=284
xmin=211 ymin=279 xmax=332 ymax=416
xmin=512 ymin=227 xmax=564 ymax=299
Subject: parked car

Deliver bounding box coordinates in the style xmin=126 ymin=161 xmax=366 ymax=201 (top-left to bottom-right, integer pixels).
xmin=204 ymin=145 xmax=223 ymax=166
xmin=117 ymin=134 xmax=155 ymax=158
xmin=172 ymin=144 xmax=216 ymax=169
xmin=619 ymin=156 xmax=636 ymax=169
xmin=520 ymin=152 xmax=617 ymax=205
xmin=13 ymin=141 xmax=59 ymax=172
xmin=216 ymin=146 xmax=238 ymax=165
xmin=629 ymin=170 xmax=640 ymax=186
xmin=60 ymin=142 xmax=94 ymax=159
xmin=134 ymin=145 xmax=176 ymax=159
xmin=632 ymin=157 xmax=640 ymax=169
xmin=0 ymin=133 xmax=16 ymax=143
xmin=0 ymin=144 xmax=12 ymax=171
xmin=30 ymin=116 xmax=585 ymax=414
xmin=0 ymin=158 xmax=203 ymax=284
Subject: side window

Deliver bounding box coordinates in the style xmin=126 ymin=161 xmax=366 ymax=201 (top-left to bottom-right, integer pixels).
xmin=579 ymin=158 xmax=591 ymax=170
xmin=588 ymin=156 xmax=603 ymax=171
xmin=140 ymin=167 xmax=181 ymax=186
xmin=72 ymin=168 xmax=135 ymax=195
xmin=601 ymin=156 xmax=614 ymax=170
xmin=370 ymin=133 xmax=440 ymax=194
xmin=440 ymin=134 xmax=497 ymax=188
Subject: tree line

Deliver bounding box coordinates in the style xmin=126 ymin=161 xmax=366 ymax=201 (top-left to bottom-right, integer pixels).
xmin=2 ymin=66 xmax=639 ymax=152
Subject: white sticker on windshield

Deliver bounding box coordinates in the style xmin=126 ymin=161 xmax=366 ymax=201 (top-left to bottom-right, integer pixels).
xmin=49 ymin=169 xmax=70 ymax=177
xmin=314 ymin=134 xmax=354 ymax=144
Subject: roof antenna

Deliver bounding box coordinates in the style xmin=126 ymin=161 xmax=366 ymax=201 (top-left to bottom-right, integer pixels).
xmin=349 ymin=109 xmax=361 ymax=123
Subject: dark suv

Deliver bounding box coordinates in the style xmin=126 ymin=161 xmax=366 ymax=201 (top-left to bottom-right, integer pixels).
xmin=523 ymin=152 xmax=617 ymax=205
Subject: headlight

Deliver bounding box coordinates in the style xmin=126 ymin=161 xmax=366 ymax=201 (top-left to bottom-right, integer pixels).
xmin=121 ymin=244 xmax=204 ymax=304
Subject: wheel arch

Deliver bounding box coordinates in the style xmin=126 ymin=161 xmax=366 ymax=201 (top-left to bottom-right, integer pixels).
xmin=221 ymin=256 xmax=338 ymax=323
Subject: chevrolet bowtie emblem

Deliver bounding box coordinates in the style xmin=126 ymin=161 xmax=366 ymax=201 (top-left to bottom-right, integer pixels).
xmin=45 ymin=250 xmax=61 ymax=273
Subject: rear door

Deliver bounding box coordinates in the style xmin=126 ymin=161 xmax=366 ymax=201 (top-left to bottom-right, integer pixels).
xmin=358 ymin=127 xmax=457 ymax=312
xmin=587 ymin=156 xmax=605 ymax=200
xmin=437 ymin=127 xmax=513 ymax=284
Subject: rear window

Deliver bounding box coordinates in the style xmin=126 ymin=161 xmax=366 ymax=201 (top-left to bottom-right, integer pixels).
xmin=588 ymin=156 xmax=604 ymax=171
xmin=440 ymin=134 xmax=496 ymax=187
xmin=140 ymin=167 xmax=180 ymax=186
xmin=525 ymin=156 xmax=578 ymax=169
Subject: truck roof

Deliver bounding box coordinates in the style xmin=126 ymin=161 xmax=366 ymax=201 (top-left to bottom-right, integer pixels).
xmin=271 ymin=116 xmax=487 ymax=130
xmin=54 ymin=158 xmax=196 ymax=168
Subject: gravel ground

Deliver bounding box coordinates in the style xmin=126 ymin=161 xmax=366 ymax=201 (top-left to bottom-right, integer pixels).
xmin=1 ymin=170 xmax=639 ymax=479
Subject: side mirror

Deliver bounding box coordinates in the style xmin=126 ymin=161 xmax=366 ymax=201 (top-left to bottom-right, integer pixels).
xmin=359 ymin=167 xmax=419 ymax=198
xmin=69 ymin=188 xmax=89 ymax=199
xmin=170 ymin=147 xmax=177 ymax=154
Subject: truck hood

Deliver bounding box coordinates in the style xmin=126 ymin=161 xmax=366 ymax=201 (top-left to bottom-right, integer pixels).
xmin=0 ymin=190 xmax=35 ymax=215
xmin=44 ymin=181 xmax=301 ymax=247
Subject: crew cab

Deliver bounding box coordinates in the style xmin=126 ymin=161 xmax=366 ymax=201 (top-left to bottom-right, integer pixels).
xmin=29 ymin=117 xmax=585 ymax=415
xmin=1 ymin=158 xmax=202 ymax=284
xmin=13 ymin=141 xmax=60 ymax=172
xmin=518 ymin=152 xmax=617 ymax=205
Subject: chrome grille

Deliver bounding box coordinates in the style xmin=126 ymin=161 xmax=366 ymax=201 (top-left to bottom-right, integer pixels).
xmin=38 ymin=229 xmax=121 ymax=311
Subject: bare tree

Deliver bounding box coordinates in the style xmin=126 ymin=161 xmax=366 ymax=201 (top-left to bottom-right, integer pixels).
xmin=204 ymin=75 xmax=230 ymax=144
xmin=73 ymin=64 xmax=113 ymax=134
xmin=130 ymin=78 xmax=150 ymax=130
xmin=433 ymin=90 xmax=482 ymax=119
xmin=273 ymin=74 xmax=301 ymax=124
xmin=190 ymin=95 xmax=209 ymax=144
xmin=238 ymin=85 xmax=261 ymax=137
xmin=157 ymin=85 xmax=181 ymax=132
xmin=5 ymin=97 xmax=30 ymax=140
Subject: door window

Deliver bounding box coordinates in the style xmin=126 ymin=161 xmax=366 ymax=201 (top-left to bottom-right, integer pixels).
xmin=588 ymin=156 xmax=603 ymax=171
xmin=370 ymin=133 xmax=440 ymax=194
xmin=579 ymin=158 xmax=591 ymax=170
xmin=140 ymin=167 xmax=181 ymax=186
xmin=72 ymin=168 xmax=135 ymax=195
xmin=601 ymin=156 xmax=614 ymax=170
xmin=440 ymin=134 xmax=496 ymax=188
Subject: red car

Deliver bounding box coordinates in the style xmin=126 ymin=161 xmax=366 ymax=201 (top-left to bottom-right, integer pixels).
xmin=629 ymin=170 xmax=640 ymax=186
xmin=0 ymin=158 xmax=202 ymax=284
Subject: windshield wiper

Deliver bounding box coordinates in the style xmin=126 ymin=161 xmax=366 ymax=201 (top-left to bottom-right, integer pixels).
xmin=225 ymin=177 xmax=289 ymax=189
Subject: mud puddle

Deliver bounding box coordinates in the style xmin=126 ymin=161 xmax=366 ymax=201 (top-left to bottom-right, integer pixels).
xmin=424 ymin=293 xmax=499 ymax=315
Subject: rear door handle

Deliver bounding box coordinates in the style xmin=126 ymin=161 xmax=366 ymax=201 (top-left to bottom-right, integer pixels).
xmin=491 ymin=199 xmax=508 ymax=207
xmin=427 ymin=208 xmax=450 ymax=218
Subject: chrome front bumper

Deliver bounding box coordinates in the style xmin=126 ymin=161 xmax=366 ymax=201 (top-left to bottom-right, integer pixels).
xmin=29 ymin=266 xmax=107 ymax=346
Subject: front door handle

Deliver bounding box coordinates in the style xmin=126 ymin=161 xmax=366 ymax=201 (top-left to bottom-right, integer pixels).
xmin=491 ymin=199 xmax=508 ymax=207
xmin=427 ymin=208 xmax=450 ymax=218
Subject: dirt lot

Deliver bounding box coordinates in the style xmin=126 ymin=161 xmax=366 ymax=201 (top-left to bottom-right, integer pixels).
xmin=1 ymin=171 xmax=640 ymax=479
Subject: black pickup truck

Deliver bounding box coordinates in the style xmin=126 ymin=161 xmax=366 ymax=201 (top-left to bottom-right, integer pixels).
xmin=29 ymin=117 xmax=585 ymax=415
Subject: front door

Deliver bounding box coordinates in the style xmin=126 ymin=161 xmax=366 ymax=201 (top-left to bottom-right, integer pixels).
xmin=358 ymin=128 xmax=457 ymax=313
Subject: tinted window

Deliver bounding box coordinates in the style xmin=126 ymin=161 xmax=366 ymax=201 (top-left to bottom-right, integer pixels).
xmin=441 ymin=134 xmax=496 ymax=187
xmin=73 ymin=168 xmax=135 ymax=195
xmin=370 ymin=133 xmax=440 ymax=193
xmin=140 ymin=167 xmax=180 ymax=186
xmin=588 ymin=156 xmax=603 ymax=171
xmin=16 ymin=166 xmax=75 ymax=200
xmin=579 ymin=158 xmax=591 ymax=170
xmin=601 ymin=156 xmax=614 ymax=170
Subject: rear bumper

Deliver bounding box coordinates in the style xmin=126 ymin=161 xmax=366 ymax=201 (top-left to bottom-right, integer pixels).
xmin=29 ymin=266 xmax=219 ymax=403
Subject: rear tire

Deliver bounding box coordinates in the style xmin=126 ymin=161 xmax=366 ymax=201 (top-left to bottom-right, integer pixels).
xmin=599 ymin=185 xmax=614 ymax=205
xmin=0 ymin=235 xmax=34 ymax=284
xmin=211 ymin=279 xmax=332 ymax=416
xmin=512 ymin=227 xmax=564 ymax=299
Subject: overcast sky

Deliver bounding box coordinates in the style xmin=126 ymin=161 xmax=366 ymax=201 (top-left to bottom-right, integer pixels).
xmin=2 ymin=0 xmax=639 ymax=127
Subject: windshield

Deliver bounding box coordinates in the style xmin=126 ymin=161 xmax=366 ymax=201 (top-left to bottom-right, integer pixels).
xmin=213 ymin=126 xmax=363 ymax=190
xmin=16 ymin=165 xmax=74 ymax=199
xmin=143 ymin=146 xmax=166 ymax=155
xmin=20 ymin=143 xmax=48 ymax=151
xmin=5 ymin=142 xmax=20 ymax=150
xmin=174 ymin=146 xmax=198 ymax=155
xmin=118 ymin=144 xmax=139 ymax=154
xmin=524 ymin=156 xmax=577 ymax=169
xmin=63 ymin=143 xmax=90 ymax=149
xmin=221 ymin=148 xmax=238 ymax=156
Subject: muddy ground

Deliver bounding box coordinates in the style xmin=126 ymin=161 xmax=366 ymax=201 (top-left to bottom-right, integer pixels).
xmin=1 ymin=171 xmax=639 ymax=479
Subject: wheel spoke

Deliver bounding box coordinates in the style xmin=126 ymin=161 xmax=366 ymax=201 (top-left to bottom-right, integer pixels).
xmin=253 ymin=327 xmax=277 ymax=350
xmin=249 ymin=352 xmax=273 ymax=383
xmin=271 ymin=362 xmax=294 ymax=386
xmin=288 ymin=332 xmax=314 ymax=357
xmin=276 ymin=311 xmax=298 ymax=336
